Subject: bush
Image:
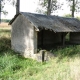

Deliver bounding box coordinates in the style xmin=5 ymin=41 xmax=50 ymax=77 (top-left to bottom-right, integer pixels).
xmin=1 ymin=19 xmax=11 ymax=23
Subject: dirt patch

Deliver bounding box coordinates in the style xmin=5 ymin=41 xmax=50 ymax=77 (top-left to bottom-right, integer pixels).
xmin=0 ymin=23 xmax=11 ymax=29
xmin=0 ymin=23 xmax=8 ymax=27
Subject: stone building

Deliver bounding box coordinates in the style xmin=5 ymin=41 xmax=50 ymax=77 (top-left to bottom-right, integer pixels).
xmin=9 ymin=12 xmax=80 ymax=60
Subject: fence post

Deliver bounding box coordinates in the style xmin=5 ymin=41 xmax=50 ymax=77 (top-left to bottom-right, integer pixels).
xmin=42 ymin=50 xmax=45 ymax=62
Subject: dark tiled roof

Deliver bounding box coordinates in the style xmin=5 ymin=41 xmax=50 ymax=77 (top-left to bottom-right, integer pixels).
xmin=9 ymin=12 xmax=80 ymax=32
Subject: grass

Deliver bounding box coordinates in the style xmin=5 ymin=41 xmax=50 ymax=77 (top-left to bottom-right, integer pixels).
xmin=0 ymin=29 xmax=80 ymax=80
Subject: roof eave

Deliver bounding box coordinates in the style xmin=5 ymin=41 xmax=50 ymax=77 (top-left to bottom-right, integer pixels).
xmin=9 ymin=13 xmax=21 ymax=25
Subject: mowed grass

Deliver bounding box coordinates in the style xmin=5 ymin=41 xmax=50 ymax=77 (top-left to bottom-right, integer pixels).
xmin=0 ymin=28 xmax=80 ymax=80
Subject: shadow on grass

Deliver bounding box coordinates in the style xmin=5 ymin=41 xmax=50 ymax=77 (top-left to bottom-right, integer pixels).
xmin=0 ymin=37 xmax=11 ymax=53
xmin=0 ymin=36 xmax=35 ymax=61
xmin=0 ymin=37 xmax=21 ymax=57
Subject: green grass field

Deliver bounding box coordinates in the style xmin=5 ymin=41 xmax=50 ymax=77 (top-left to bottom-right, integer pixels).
xmin=0 ymin=29 xmax=80 ymax=80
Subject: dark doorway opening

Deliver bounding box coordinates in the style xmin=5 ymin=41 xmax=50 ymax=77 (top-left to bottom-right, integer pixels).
xmin=37 ymin=30 xmax=62 ymax=50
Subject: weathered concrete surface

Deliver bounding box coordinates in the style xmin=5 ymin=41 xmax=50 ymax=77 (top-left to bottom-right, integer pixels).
xmin=11 ymin=14 xmax=37 ymax=58
xmin=34 ymin=50 xmax=56 ymax=62
xmin=11 ymin=15 xmax=57 ymax=61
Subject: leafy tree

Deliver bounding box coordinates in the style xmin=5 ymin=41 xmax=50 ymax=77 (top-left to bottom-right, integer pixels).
xmin=0 ymin=2 xmax=1 ymax=23
xmin=0 ymin=0 xmax=3 ymax=23
xmin=47 ymin=0 xmax=51 ymax=15
xmin=64 ymin=14 xmax=72 ymax=18
xmin=37 ymin=0 xmax=62 ymax=15
xmin=2 ymin=0 xmax=20 ymax=14
xmin=6 ymin=0 xmax=20 ymax=14
xmin=64 ymin=14 xmax=80 ymax=20
xmin=0 ymin=0 xmax=16 ymax=23
xmin=67 ymin=0 xmax=80 ymax=17
xmin=0 ymin=0 xmax=20 ymax=23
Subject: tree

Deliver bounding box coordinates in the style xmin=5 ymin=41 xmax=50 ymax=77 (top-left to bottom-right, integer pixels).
xmin=0 ymin=1 xmax=1 ymax=19
xmin=37 ymin=0 xmax=62 ymax=15
xmin=72 ymin=0 xmax=75 ymax=17
xmin=64 ymin=14 xmax=72 ymax=18
xmin=0 ymin=0 xmax=20 ymax=23
xmin=67 ymin=0 xmax=80 ymax=17
xmin=47 ymin=0 xmax=51 ymax=15
xmin=0 ymin=0 xmax=3 ymax=23
xmin=2 ymin=0 xmax=20 ymax=14
xmin=0 ymin=0 xmax=16 ymax=23
xmin=16 ymin=0 xmax=20 ymax=14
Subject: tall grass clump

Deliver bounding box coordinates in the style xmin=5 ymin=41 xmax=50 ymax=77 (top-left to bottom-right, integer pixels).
xmin=0 ymin=29 xmax=80 ymax=80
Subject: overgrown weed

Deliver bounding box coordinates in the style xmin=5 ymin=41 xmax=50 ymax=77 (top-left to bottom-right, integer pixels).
xmin=0 ymin=29 xmax=80 ymax=80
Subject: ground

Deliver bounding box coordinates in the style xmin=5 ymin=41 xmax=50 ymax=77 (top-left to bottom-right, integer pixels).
xmin=0 ymin=23 xmax=80 ymax=80
xmin=0 ymin=22 xmax=11 ymax=29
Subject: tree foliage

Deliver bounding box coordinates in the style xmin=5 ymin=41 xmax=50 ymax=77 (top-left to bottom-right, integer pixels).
xmin=37 ymin=0 xmax=62 ymax=15
xmin=66 ymin=0 xmax=80 ymax=17
xmin=1 ymin=0 xmax=20 ymax=15
xmin=2 ymin=0 xmax=20 ymax=14
xmin=64 ymin=14 xmax=72 ymax=18
xmin=1 ymin=0 xmax=16 ymax=14
xmin=2 ymin=0 xmax=16 ymax=6
xmin=0 ymin=0 xmax=16 ymax=23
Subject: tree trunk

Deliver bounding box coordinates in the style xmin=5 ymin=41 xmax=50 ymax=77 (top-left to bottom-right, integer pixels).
xmin=47 ymin=0 xmax=51 ymax=15
xmin=0 ymin=1 xmax=1 ymax=23
xmin=16 ymin=0 xmax=20 ymax=14
xmin=72 ymin=0 xmax=75 ymax=17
